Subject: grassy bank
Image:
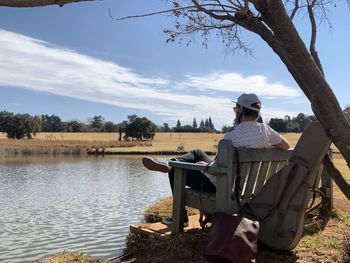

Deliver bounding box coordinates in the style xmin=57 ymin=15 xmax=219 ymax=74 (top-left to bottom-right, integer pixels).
xmin=36 ymin=202 xmax=350 ymax=263
xmin=0 ymin=135 xmax=150 ymax=155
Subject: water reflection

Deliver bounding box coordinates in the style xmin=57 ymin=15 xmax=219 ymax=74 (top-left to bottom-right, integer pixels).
xmin=0 ymin=155 xmax=172 ymax=262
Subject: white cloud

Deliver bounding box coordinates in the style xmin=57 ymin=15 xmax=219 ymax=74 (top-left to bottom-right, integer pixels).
xmin=181 ymin=72 xmax=301 ymax=98
xmin=0 ymin=29 xmax=301 ymax=127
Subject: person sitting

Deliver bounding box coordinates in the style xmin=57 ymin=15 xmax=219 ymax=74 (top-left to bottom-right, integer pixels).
xmin=142 ymin=93 xmax=290 ymax=226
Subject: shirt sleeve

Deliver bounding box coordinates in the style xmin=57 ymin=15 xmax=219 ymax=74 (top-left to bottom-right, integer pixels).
xmin=223 ymin=131 xmax=231 ymax=141
xmin=266 ymin=124 xmax=283 ymax=146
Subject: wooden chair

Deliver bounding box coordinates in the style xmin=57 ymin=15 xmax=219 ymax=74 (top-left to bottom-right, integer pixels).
xmin=169 ymin=122 xmax=332 ymax=240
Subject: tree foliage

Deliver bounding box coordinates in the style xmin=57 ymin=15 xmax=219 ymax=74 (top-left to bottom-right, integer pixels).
xmin=269 ymin=113 xmax=316 ymax=133
xmin=89 ymin=115 xmax=105 ymax=130
xmin=41 ymin=114 xmax=63 ymax=132
xmin=124 ymin=114 xmax=156 ymax=141
xmin=0 ymin=111 xmax=40 ymax=139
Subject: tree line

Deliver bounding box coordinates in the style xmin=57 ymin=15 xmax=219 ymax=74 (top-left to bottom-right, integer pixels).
xmin=0 ymin=111 xmax=216 ymax=140
xmin=269 ymin=107 xmax=350 ymax=133
xmin=160 ymin=117 xmax=216 ymax=133
xmin=1 ymin=108 xmax=349 ymax=140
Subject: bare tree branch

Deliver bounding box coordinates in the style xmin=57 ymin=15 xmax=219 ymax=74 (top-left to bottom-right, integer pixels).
xmin=307 ymin=0 xmax=325 ymax=75
xmin=110 ymin=6 xmax=197 ymax=21
xmin=290 ymin=0 xmax=300 ymax=20
xmin=0 ymin=0 xmax=94 ymax=7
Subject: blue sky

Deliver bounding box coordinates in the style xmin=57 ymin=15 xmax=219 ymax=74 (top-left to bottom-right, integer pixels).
xmin=0 ymin=0 xmax=349 ymax=129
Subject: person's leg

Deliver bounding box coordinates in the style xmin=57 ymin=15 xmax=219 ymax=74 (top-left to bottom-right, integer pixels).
xmin=168 ymin=149 xmax=213 ymax=191
xmin=175 ymin=149 xmax=212 ymax=163
xmin=168 ymin=163 xmax=216 ymax=194
xmin=163 ymin=149 xmax=215 ymax=226
xmin=142 ymin=149 xmax=212 ymax=173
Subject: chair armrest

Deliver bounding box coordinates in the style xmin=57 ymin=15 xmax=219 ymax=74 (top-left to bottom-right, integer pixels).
xmin=168 ymin=160 xmax=228 ymax=174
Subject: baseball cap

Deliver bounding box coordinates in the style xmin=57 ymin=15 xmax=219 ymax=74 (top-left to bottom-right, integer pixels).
xmin=232 ymin=93 xmax=261 ymax=112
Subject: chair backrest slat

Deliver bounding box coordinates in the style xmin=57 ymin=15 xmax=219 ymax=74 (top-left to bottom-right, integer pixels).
xmin=254 ymin=161 xmax=270 ymax=194
xmin=267 ymin=161 xmax=280 ymax=180
xmin=238 ymin=163 xmax=251 ymax=193
xmin=242 ymin=162 xmax=260 ymax=198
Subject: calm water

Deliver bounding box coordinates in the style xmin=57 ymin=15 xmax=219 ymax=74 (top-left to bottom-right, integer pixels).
xmin=0 ymin=155 xmax=171 ymax=263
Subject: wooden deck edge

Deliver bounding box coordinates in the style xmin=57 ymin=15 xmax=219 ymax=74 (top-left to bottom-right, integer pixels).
xmin=130 ymin=215 xmax=201 ymax=240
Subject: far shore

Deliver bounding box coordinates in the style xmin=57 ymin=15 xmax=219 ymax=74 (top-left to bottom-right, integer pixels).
xmin=0 ymin=131 xmax=341 ymax=156
xmin=0 ymin=131 xmax=296 ymax=154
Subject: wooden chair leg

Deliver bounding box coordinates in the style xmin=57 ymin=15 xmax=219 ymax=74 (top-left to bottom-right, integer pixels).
xmin=171 ymin=168 xmax=186 ymax=234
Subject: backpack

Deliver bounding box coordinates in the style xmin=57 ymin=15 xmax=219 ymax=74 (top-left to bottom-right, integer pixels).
xmin=246 ymin=122 xmax=331 ymax=250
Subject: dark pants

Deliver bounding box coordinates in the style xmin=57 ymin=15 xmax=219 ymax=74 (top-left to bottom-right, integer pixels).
xmin=168 ymin=149 xmax=216 ymax=194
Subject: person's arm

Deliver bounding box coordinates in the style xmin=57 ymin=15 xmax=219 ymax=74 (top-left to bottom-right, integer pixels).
xmin=266 ymin=124 xmax=291 ymax=150
xmin=274 ymin=137 xmax=290 ymax=150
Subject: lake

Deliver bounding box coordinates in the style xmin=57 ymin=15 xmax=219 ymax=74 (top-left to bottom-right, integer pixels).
xmin=0 ymin=155 xmax=171 ymax=263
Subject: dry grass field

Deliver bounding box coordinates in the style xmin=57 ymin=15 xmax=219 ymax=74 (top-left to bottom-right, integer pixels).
xmin=0 ymin=132 xmax=149 ymax=155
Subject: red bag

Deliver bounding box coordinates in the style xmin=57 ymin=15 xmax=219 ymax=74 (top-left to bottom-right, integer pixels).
xmin=204 ymin=213 xmax=259 ymax=263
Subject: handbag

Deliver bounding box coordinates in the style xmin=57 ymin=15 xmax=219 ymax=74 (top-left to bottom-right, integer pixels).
xmin=204 ymin=148 xmax=260 ymax=263
xmin=204 ymin=213 xmax=259 ymax=263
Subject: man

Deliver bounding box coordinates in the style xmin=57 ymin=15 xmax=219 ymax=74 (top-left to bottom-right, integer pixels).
xmin=142 ymin=93 xmax=290 ymax=226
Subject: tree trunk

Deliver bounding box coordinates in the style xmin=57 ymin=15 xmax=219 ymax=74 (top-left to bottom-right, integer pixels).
xmin=252 ymin=0 xmax=350 ymax=171
xmin=324 ymin=155 xmax=350 ymax=201
xmin=0 ymin=0 xmax=93 ymax=7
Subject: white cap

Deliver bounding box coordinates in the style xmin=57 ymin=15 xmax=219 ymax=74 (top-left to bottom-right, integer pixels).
xmin=232 ymin=93 xmax=261 ymax=112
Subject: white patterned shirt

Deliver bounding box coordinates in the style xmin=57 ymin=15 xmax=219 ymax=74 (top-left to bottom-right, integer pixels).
xmin=223 ymin=121 xmax=283 ymax=148
xmin=206 ymin=121 xmax=284 ymax=185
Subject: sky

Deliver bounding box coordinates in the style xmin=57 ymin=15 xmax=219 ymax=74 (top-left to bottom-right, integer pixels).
xmin=0 ymin=0 xmax=349 ymax=129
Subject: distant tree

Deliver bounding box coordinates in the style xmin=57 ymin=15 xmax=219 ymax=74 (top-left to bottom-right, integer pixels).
xmin=0 ymin=111 xmax=37 ymax=139
xmin=64 ymin=120 xmax=83 ymax=132
xmin=293 ymin=113 xmax=307 ymax=132
xmin=284 ymin=115 xmax=291 ymax=130
xmin=116 ymin=120 xmax=128 ymax=141
xmin=204 ymin=118 xmax=209 ymax=127
xmin=192 ymin=118 xmax=197 ymax=128
xmin=124 ymin=115 xmax=156 ymax=140
xmin=32 ymin=115 xmax=42 ymax=134
xmin=41 ymin=114 xmax=63 ymax=132
xmin=89 ymin=115 xmax=105 ymax=130
xmin=176 ymin=119 xmax=181 ymax=129
xmin=0 ymin=111 xmax=14 ymax=133
xmin=208 ymin=116 xmax=214 ymax=129
xmin=269 ymin=118 xmax=287 ymax=132
xmin=104 ymin=121 xmax=117 ymax=132
xmin=199 ymin=119 xmax=205 ymax=128
xmin=221 ymin=125 xmax=233 ymax=133
xmin=162 ymin=122 xmax=170 ymax=132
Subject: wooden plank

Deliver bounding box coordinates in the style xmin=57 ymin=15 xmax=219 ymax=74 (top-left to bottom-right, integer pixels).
xmin=276 ymin=160 xmax=287 ymax=172
xmin=171 ymin=167 xmax=186 ymax=234
xmin=233 ymin=148 xmax=292 ymax=162
xmin=169 ymin=160 xmax=228 ymax=174
xmin=266 ymin=161 xmax=279 ymax=180
xmin=215 ymin=139 xmax=233 ymax=213
xmin=238 ymin=163 xmax=251 ymax=196
xmin=186 ymin=190 xmax=216 ymax=214
xmin=254 ymin=161 xmax=270 ymax=194
xmin=130 ymin=215 xmax=202 ymax=241
xmin=242 ymin=162 xmax=260 ymax=198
